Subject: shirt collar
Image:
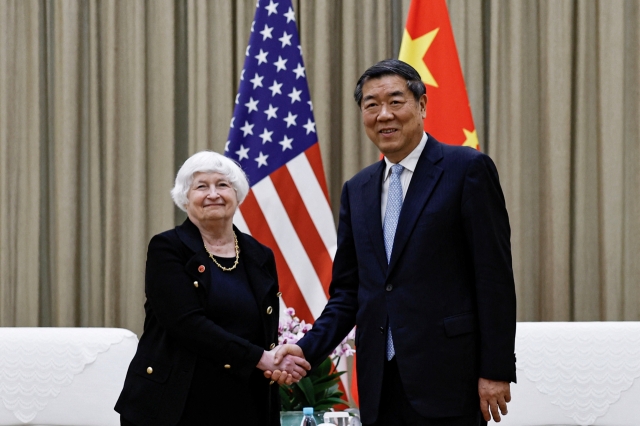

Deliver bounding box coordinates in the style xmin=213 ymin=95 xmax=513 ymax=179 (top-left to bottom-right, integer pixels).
xmin=383 ymin=132 xmax=428 ymax=181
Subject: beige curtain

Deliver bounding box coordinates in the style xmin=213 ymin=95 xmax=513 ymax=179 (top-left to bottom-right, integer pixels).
xmin=0 ymin=0 xmax=638 ymax=335
xmin=0 ymin=0 xmax=177 ymax=332
xmin=485 ymin=0 xmax=640 ymax=321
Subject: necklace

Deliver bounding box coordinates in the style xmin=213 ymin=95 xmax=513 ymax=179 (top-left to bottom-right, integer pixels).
xmin=203 ymin=232 xmax=240 ymax=272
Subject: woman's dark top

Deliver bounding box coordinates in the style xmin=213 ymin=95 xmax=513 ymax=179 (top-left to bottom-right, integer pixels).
xmin=114 ymin=219 xmax=281 ymax=426
xmin=179 ymin=255 xmax=264 ymax=424
xmin=207 ymin=255 xmax=262 ymax=344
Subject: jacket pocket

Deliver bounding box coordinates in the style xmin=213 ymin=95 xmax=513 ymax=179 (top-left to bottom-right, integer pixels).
xmin=131 ymin=355 xmax=172 ymax=384
xmin=443 ymin=312 xmax=476 ymax=337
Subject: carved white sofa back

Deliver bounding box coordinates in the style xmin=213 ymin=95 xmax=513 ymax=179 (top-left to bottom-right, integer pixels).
xmin=0 ymin=328 xmax=137 ymax=426
xmin=498 ymin=322 xmax=640 ymax=426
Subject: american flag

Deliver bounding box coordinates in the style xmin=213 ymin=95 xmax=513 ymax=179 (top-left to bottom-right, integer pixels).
xmin=225 ymin=0 xmax=336 ymax=329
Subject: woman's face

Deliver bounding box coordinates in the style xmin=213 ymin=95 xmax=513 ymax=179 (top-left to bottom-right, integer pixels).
xmin=185 ymin=172 xmax=239 ymax=227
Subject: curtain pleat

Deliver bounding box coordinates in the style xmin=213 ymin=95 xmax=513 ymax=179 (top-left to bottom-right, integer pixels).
xmin=536 ymin=0 xmax=573 ymax=321
xmin=0 ymin=0 xmax=41 ymax=326
xmin=0 ymin=0 xmax=639 ymax=334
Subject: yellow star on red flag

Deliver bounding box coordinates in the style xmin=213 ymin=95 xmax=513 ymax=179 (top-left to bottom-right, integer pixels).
xmin=399 ymin=28 xmax=439 ymax=88
xmin=462 ymin=129 xmax=479 ymax=149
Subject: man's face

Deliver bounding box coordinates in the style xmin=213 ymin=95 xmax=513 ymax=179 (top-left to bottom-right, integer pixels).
xmin=360 ymin=75 xmax=426 ymax=163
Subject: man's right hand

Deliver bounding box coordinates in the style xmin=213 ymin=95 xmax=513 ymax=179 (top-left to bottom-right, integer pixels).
xmin=263 ymin=344 xmax=308 ymax=382
xmin=478 ymin=378 xmax=511 ymax=422
xmin=274 ymin=344 xmax=305 ymax=364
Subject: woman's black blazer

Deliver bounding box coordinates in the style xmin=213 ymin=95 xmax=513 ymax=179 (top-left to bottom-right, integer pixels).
xmin=115 ymin=218 xmax=281 ymax=426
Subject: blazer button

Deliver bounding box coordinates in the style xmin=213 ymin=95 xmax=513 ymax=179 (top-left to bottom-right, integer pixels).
xmin=266 ymin=306 xmax=273 ymax=315
xmin=385 ymin=284 xmax=393 ymax=291
xmin=146 ymin=367 xmax=153 ymax=374
xmin=193 ymin=281 xmax=199 ymax=288
xmin=224 ymin=364 xmax=231 ymax=369
xmin=276 ymin=292 xmax=282 ymax=297
xmin=379 ymin=327 xmax=384 ymax=334
xmin=270 ymin=343 xmax=276 ymax=349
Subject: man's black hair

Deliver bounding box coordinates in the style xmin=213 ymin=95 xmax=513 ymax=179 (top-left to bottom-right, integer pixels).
xmin=353 ymin=59 xmax=426 ymax=105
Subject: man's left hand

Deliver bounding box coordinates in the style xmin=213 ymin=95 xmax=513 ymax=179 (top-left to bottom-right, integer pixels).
xmin=478 ymin=377 xmax=511 ymax=422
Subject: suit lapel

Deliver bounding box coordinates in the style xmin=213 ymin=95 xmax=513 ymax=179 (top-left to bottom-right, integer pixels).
xmin=387 ymin=137 xmax=444 ymax=274
xmin=177 ymin=218 xmax=212 ymax=281
xmin=363 ymin=161 xmax=389 ymax=274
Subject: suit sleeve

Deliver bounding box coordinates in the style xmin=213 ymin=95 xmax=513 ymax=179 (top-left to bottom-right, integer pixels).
xmin=461 ymin=153 xmax=517 ymax=383
xmin=144 ymin=233 xmax=264 ymax=379
xmin=298 ymin=181 xmax=359 ymax=367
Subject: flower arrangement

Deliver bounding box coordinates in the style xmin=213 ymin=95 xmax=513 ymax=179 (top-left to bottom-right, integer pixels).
xmin=278 ymin=307 xmax=355 ymax=412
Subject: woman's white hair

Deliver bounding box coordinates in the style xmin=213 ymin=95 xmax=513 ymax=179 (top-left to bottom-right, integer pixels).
xmin=171 ymin=151 xmax=250 ymax=212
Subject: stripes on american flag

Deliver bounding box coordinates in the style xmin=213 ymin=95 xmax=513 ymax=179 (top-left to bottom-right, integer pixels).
xmin=225 ymin=0 xmax=345 ymax=386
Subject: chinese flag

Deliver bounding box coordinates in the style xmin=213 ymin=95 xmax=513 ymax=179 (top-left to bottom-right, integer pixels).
xmin=399 ymin=0 xmax=478 ymax=149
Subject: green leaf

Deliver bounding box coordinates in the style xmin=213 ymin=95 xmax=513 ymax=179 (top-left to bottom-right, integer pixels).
xmin=311 ymin=371 xmax=344 ymax=387
xmin=310 ymin=378 xmax=339 ymax=394
xmin=325 ymin=384 xmax=341 ymax=396
xmin=314 ymin=357 xmax=332 ymax=377
xmin=280 ymin=356 xmax=351 ymax=412
xmin=296 ymin=377 xmax=316 ymax=406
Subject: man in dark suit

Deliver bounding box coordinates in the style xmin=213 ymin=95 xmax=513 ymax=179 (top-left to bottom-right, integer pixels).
xmin=271 ymin=59 xmax=516 ymax=426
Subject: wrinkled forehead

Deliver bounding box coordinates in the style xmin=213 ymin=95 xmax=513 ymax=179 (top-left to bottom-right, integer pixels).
xmin=361 ymin=75 xmax=411 ymax=100
xmin=190 ymin=171 xmax=230 ymax=185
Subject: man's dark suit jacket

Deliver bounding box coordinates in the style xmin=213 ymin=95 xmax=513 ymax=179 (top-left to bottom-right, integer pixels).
xmin=298 ymin=135 xmax=517 ymax=424
xmin=115 ymin=219 xmax=280 ymax=426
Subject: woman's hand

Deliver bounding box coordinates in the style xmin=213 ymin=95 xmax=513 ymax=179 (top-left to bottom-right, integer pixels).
xmin=257 ymin=346 xmax=310 ymax=385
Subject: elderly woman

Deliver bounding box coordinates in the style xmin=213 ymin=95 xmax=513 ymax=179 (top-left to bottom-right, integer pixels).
xmin=115 ymin=151 xmax=310 ymax=426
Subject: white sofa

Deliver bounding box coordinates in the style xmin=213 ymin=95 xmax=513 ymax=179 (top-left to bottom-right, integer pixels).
xmin=0 ymin=328 xmax=137 ymax=426
xmin=1 ymin=324 xmax=639 ymax=426
xmin=497 ymin=322 xmax=640 ymax=426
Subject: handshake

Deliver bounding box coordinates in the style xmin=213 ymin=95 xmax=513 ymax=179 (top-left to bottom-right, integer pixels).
xmin=256 ymin=344 xmax=311 ymax=385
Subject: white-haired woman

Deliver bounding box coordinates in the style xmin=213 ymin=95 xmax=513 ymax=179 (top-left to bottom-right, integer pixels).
xmin=115 ymin=151 xmax=310 ymax=426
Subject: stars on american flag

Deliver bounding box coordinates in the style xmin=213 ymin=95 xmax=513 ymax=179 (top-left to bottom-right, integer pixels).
xmin=264 ymin=104 xmax=278 ymax=120
xmin=245 ymin=97 xmax=259 ymax=113
xmin=226 ymin=0 xmax=317 ymax=183
xmin=279 ymin=135 xmax=293 ymax=151
xmin=265 ymin=0 xmax=279 ymax=16
xmin=250 ymin=74 xmax=264 ymax=89
xmin=284 ymin=7 xmax=295 ymax=23
xmin=303 ymin=118 xmax=316 ymax=135
xmin=255 ymin=49 xmax=269 ymax=65
xmin=255 ymin=152 xmax=269 ymax=167
xmin=279 ymin=32 xmax=292 ymax=48
xmin=274 ymin=56 xmax=288 ymax=72
xmin=287 ymin=87 xmax=302 ymax=103
xmin=259 ymin=25 xmax=274 ymax=41
xmin=259 ymin=128 xmax=273 ymax=144
xmin=283 ymin=112 xmax=297 ymax=128
xmin=268 ymin=80 xmax=282 ymax=96
xmin=293 ymin=63 xmax=305 ymax=79
xmin=240 ymin=121 xmax=254 ymax=136
xmin=235 ymin=145 xmax=250 ymax=160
